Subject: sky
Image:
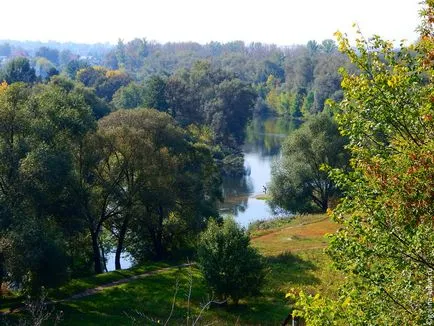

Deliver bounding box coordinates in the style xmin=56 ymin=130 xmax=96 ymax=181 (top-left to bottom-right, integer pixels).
xmin=1 ymin=0 xmax=422 ymax=45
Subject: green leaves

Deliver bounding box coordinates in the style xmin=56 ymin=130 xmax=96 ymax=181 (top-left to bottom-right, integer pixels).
xmin=293 ymin=3 xmax=434 ymax=324
xmin=198 ymin=217 xmax=266 ymax=304
xmin=0 ymin=80 xmax=96 ymax=290
xmin=269 ymin=113 xmax=349 ymax=213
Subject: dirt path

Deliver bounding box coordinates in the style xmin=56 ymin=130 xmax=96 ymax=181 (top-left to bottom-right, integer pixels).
xmin=61 ymin=263 xmax=194 ymax=302
xmin=1 ymin=263 xmax=193 ymax=315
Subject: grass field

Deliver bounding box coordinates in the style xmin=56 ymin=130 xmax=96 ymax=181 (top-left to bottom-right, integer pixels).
xmin=1 ymin=214 xmax=342 ymax=325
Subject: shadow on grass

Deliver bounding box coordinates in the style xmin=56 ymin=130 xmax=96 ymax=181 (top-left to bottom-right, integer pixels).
xmin=265 ymin=251 xmax=320 ymax=293
xmin=54 ymin=256 xmax=322 ymax=326
xmin=57 ymin=268 xmax=206 ymax=325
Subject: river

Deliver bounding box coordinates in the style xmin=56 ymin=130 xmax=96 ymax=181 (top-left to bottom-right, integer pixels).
xmin=107 ymin=116 xmax=297 ymax=270
xmin=219 ymin=117 xmax=300 ymax=227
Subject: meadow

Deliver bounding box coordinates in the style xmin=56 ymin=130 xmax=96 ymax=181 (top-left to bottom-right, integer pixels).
xmin=1 ymin=214 xmax=341 ymax=325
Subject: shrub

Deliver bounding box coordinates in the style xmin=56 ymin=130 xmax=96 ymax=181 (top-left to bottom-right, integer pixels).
xmin=197 ymin=217 xmax=266 ymax=304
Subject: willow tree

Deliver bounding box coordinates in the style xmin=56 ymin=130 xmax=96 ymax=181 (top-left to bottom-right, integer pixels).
xmin=290 ymin=2 xmax=434 ymax=324
xmin=270 ymin=113 xmax=348 ymax=213
xmin=98 ymin=109 xmax=221 ymax=266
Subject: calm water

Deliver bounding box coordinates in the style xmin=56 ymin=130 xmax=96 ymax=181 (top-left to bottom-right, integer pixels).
xmin=219 ymin=117 xmax=300 ymax=227
xmin=108 ymin=117 xmax=298 ymax=270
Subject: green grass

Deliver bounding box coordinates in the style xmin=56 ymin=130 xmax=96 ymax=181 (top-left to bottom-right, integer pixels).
xmin=3 ymin=214 xmax=343 ymax=325
xmin=57 ymin=266 xmax=291 ymax=325
xmin=250 ymin=214 xmax=342 ymax=299
xmin=248 ymin=214 xmax=329 ymax=237
xmin=253 ymin=194 xmax=270 ymax=200
xmin=49 ymin=261 xmax=175 ymax=300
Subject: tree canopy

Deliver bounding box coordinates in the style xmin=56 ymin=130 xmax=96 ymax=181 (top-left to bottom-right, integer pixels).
xmin=269 ymin=113 xmax=348 ymax=213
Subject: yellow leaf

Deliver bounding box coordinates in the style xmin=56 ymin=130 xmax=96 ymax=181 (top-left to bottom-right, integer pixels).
xmin=342 ymin=297 xmax=351 ymax=307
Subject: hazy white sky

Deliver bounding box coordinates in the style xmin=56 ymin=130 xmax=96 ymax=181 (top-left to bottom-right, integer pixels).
xmin=1 ymin=0 xmax=421 ymax=45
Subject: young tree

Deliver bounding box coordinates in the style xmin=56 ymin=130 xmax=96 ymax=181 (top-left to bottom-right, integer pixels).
xmin=197 ymin=217 xmax=266 ymax=305
xmin=142 ymin=75 xmax=168 ymax=111
xmin=111 ymin=82 xmax=145 ymax=109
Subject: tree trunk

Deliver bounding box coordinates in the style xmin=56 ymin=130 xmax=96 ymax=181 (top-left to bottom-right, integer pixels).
xmin=154 ymin=235 xmax=164 ymax=260
xmin=322 ymin=198 xmax=328 ymax=212
xmin=91 ymin=230 xmax=103 ymax=274
xmin=115 ymin=215 xmax=130 ymax=270
xmin=147 ymin=209 xmax=165 ymax=260
xmin=0 ymin=252 xmax=4 ymax=296
xmin=149 ymin=226 xmax=164 ymax=261
xmin=155 ymin=206 xmax=165 ymax=260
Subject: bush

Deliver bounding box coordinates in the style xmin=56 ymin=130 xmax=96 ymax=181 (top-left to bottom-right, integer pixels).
xmin=197 ymin=217 xmax=266 ymax=304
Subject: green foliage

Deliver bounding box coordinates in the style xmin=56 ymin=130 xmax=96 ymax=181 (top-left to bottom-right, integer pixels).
xmin=198 ymin=217 xmax=266 ymax=304
xmin=3 ymin=223 xmax=69 ymax=293
xmin=0 ymin=81 xmax=95 ymax=291
xmin=49 ymin=75 xmax=111 ymax=119
xmin=142 ymin=75 xmax=168 ymax=111
xmin=77 ymin=66 xmax=131 ymax=101
xmin=35 ymin=46 xmax=59 ymax=66
xmin=1 ymin=57 xmax=36 ymax=84
xmin=262 ymin=41 xmax=346 ymax=118
xmin=111 ymin=82 xmax=145 ymax=109
xmin=166 ymin=61 xmax=255 ymax=152
xmin=96 ymin=109 xmax=221 ymax=266
xmin=270 ymin=113 xmax=349 ymax=213
xmin=65 ymin=59 xmax=89 ymax=79
xmin=321 ymin=39 xmax=338 ymax=54
xmin=292 ymin=4 xmax=434 ymax=324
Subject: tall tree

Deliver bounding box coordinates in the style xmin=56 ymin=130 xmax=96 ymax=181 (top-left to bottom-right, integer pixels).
xmin=98 ymin=109 xmax=220 ymax=264
xmin=142 ymin=75 xmax=168 ymax=111
xmin=270 ymin=113 xmax=348 ymax=213
xmin=0 ymin=81 xmax=96 ymax=288
xmin=112 ymin=82 xmax=145 ymax=109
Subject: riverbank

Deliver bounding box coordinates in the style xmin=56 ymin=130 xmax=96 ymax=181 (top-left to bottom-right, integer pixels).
xmin=1 ymin=214 xmax=342 ymax=325
xmin=219 ymin=116 xmax=300 ymax=226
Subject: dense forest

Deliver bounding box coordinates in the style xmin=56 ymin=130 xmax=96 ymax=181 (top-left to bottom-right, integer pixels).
xmin=0 ymin=1 xmax=433 ymax=325
xmin=0 ymin=37 xmax=347 ymax=290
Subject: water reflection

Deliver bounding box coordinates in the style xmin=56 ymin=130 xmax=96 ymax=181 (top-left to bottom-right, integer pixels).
xmin=244 ymin=118 xmax=301 ymax=156
xmin=220 ymin=117 xmax=300 ymax=226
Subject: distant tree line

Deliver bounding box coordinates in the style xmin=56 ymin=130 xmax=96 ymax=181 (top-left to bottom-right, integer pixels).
xmin=0 ymin=38 xmax=348 ymax=119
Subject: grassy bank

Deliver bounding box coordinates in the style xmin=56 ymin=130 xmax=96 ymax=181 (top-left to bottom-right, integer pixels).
xmin=2 ymin=214 xmax=342 ymax=325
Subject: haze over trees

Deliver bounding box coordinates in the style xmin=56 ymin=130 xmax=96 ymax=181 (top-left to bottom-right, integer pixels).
xmin=0 ymin=38 xmax=347 ymax=120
